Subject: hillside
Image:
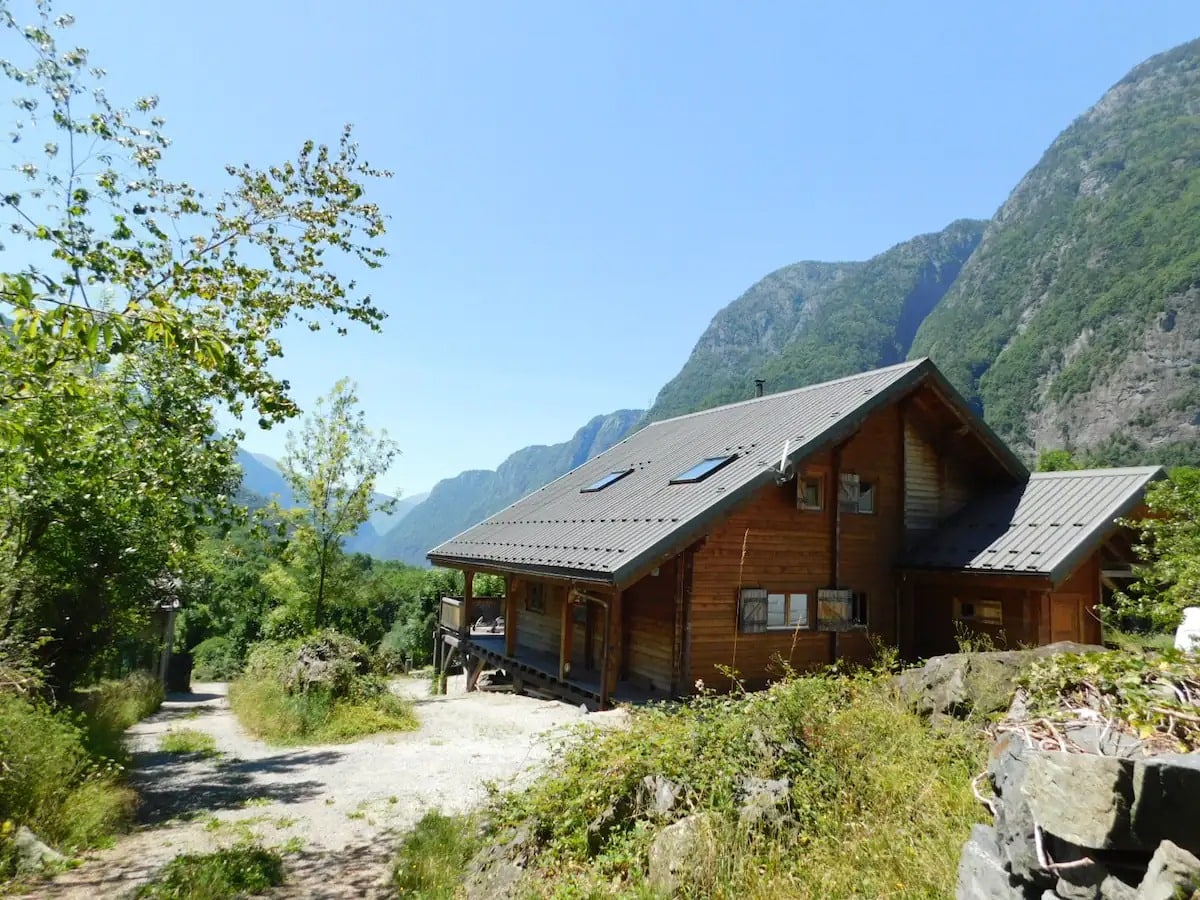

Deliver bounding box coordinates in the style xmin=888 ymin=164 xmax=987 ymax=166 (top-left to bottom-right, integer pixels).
xmin=911 ymin=38 xmax=1200 ymax=463
xmin=646 ymin=220 xmax=985 ymax=420
xmin=374 ymin=409 xmax=644 ymax=565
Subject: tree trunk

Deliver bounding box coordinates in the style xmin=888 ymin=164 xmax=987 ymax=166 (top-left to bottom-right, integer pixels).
xmin=315 ymin=541 xmax=328 ymax=629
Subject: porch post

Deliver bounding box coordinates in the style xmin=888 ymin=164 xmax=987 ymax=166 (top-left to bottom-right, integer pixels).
xmin=463 ymin=569 xmax=476 ymax=691
xmin=559 ymin=589 xmax=574 ymax=681
xmin=504 ymin=575 xmax=517 ymax=657
xmin=601 ymin=588 xmax=623 ymax=709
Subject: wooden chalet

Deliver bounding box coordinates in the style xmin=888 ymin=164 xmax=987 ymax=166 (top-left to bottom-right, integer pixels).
xmin=428 ymin=359 xmax=1163 ymax=709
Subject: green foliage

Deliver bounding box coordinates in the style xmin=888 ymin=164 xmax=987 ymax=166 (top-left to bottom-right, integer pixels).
xmin=230 ymin=632 xmax=415 ymax=744
xmin=77 ymin=671 xmax=165 ymax=762
xmin=135 ymin=845 xmax=284 ymax=900
xmin=647 ymin=221 xmax=984 ymax=421
xmin=1114 ymin=467 xmax=1200 ymax=632
xmin=281 ymin=379 xmax=400 ymax=629
xmin=0 ymin=691 xmax=135 ymax=857
xmin=912 ymin=38 xmax=1200 ymax=452
xmin=1036 ymin=449 xmax=1084 ymax=472
xmin=159 ymin=729 xmax=218 ymax=757
xmin=484 ymin=665 xmax=984 ymax=897
xmin=191 ymin=637 xmax=241 ymax=682
xmin=392 ymin=811 xmax=482 ymax=899
xmin=1022 ymin=650 xmax=1200 ymax=750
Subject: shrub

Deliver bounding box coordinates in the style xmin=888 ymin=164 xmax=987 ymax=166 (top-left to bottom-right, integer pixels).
xmin=0 ymin=692 xmax=135 ymax=858
xmin=135 ymin=844 xmax=284 ymax=899
xmin=191 ymin=637 xmax=241 ymax=681
xmin=77 ymin=671 xmax=164 ymax=763
xmin=480 ymin=664 xmax=985 ymax=897
xmin=392 ymin=810 xmax=481 ymax=898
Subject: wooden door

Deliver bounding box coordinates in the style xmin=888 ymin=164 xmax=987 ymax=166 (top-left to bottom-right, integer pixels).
xmin=1049 ymin=594 xmax=1083 ymax=643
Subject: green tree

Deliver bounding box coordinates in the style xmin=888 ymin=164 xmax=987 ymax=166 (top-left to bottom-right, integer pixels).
xmin=1116 ymin=468 xmax=1200 ymax=632
xmin=281 ymin=380 xmax=400 ymax=628
xmin=1035 ymin=449 xmax=1084 ymax=472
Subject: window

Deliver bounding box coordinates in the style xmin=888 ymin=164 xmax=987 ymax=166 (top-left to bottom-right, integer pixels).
xmin=798 ymin=476 xmax=824 ymax=511
xmin=581 ymin=468 xmax=633 ymax=493
xmin=851 ymin=591 xmax=868 ymax=628
xmin=746 ymin=590 xmax=810 ymax=631
xmin=838 ymin=473 xmax=875 ymax=514
xmin=955 ymin=597 xmax=1002 ymax=626
xmin=670 ymin=454 xmax=737 ymax=484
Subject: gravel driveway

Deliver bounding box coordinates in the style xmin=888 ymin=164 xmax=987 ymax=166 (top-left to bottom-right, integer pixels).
xmin=27 ymin=677 xmax=589 ymax=899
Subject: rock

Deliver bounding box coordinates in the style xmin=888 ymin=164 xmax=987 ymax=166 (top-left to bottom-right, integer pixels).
xmin=462 ymin=821 xmax=535 ymax=900
xmin=1023 ymin=752 xmax=1200 ymax=857
xmin=896 ymin=643 xmax=1105 ymax=719
xmin=636 ymin=775 xmax=684 ymax=819
xmin=647 ymin=813 xmax=716 ymax=897
xmin=736 ymin=776 xmax=790 ymax=827
xmin=990 ymin=733 xmax=1052 ymax=889
xmin=13 ymin=825 xmax=66 ymax=874
xmin=1135 ymin=840 xmax=1200 ymax=900
xmin=957 ymin=824 xmax=1028 ymax=899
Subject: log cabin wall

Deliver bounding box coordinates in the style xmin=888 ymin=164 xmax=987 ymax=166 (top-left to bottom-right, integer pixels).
xmin=905 ymin=576 xmax=1043 ymax=657
xmin=685 ymin=402 xmax=909 ymax=687
xmin=621 ymin=557 xmax=678 ymax=694
xmin=511 ymin=578 xmax=567 ymax=658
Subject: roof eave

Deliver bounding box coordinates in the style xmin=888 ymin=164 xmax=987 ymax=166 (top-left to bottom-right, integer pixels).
xmin=425 ymin=553 xmax=616 ymax=585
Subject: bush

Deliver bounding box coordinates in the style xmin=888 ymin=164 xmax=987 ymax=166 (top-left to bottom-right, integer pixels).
xmin=392 ymin=810 xmax=481 ymax=898
xmin=378 ymin=609 xmax=436 ymax=672
xmin=230 ymin=631 xmax=415 ymax=745
xmin=191 ymin=637 xmax=241 ymax=681
xmin=136 ymin=844 xmax=284 ymax=899
xmin=0 ymin=692 xmax=135 ymax=862
xmin=78 ymin=671 xmax=164 ymax=762
xmin=478 ymin=662 xmax=985 ymax=897
xmin=159 ymin=729 xmax=218 ymax=757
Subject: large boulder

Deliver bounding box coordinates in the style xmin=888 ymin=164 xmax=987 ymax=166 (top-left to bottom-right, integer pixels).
xmin=647 ymin=813 xmax=717 ymax=897
xmin=896 ymin=643 xmax=1105 ymax=719
xmin=13 ymin=825 xmax=66 ymax=874
xmin=957 ymin=824 xmax=1028 ymax=899
xmin=1135 ymin=840 xmax=1200 ymax=900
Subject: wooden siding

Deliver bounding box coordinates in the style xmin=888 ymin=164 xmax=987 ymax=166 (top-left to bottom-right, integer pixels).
xmin=513 ymin=579 xmax=566 ymax=658
xmin=686 ymin=404 xmax=908 ymax=686
xmin=622 ymin=558 xmax=678 ymax=693
xmin=903 ymin=410 xmax=976 ymax=545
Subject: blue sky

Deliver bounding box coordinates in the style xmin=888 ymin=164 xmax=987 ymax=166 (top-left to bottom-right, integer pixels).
xmin=57 ymin=2 xmax=1200 ymax=496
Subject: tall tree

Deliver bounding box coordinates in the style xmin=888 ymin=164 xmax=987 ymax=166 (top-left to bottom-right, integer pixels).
xmin=282 ymin=380 xmax=399 ymax=628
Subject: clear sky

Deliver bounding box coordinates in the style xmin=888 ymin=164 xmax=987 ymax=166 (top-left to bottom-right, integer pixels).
xmin=57 ymin=2 xmax=1200 ymax=497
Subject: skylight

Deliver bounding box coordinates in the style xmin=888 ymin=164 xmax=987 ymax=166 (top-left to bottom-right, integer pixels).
xmin=581 ymin=469 xmax=634 ymax=493
xmin=670 ymin=454 xmax=737 ymax=484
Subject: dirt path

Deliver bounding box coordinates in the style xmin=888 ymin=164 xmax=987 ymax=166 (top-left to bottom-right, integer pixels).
xmin=24 ymin=678 xmax=588 ymax=899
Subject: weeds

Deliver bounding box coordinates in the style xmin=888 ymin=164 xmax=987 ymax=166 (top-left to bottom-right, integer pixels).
xmin=229 ymin=677 xmax=415 ymax=745
xmin=392 ymin=811 xmax=481 ymax=898
xmin=135 ymin=844 xmax=284 ymax=899
xmin=159 ymin=729 xmax=218 ymax=757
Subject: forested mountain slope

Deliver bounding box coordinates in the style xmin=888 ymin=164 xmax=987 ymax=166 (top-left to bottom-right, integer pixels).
xmin=374 ymin=409 xmax=644 ymax=565
xmin=911 ymin=38 xmax=1200 ymax=463
xmin=646 ymin=220 xmax=985 ymax=420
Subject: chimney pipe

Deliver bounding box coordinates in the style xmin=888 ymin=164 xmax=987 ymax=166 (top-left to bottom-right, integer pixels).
xmin=754 ymin=378 xmax=765 ymax=398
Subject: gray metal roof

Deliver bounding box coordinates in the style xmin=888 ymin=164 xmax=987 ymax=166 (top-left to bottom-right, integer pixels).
xmin=904 ymin=466 xmax=1164 ymax=584
xmin=428 ymin=358 xmax=1026 ymax=585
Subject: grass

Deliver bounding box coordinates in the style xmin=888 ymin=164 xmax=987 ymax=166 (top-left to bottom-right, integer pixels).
xmin=392 ymin=811 xmax=482 ymax=899
xmin=135 ymin=844 xmax=284 ymax=899
xmin=397 ymin=655 xmax=987 ymax=898
xmin=0 ymin=671 xmax=163 ymax=876
xmin=158 ymin=729 xmax=218 ymax=757
xmin=228 ymin=677 xmax=416 ymax=745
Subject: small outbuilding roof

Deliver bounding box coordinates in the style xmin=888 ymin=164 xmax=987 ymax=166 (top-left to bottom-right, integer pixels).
xmin=428 ymin=358 xmax=1025 ymax=585
xmin=903 ymin=466 xmax=1164 ymax=584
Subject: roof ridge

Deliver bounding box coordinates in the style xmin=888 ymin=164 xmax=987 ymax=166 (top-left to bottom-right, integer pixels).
xmin=1029 ymin=465 xmax=1164 ymax=479
xmin=645 ymin=358 xmax=930 ymax=427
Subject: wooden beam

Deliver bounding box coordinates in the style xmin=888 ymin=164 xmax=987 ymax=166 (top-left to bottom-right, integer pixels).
xmin=504 ymin=576 xmax=518 ymax=657
xmin=606 ymin=589 xmax=623 ymax=697
xmin=559 ymin=590 xmax=574 ymax=681
xmin=462 ymin=568 xmax=475 ymax=641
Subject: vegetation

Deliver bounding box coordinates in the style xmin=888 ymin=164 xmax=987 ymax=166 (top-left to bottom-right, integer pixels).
xmin=646 ymin=221 xmax=984 ymax=421
xmin=280 ymin=379 xmax=400 ymax=627
xmin=392 ymin=810 xmax=482 ymax=899
xmin=1115 ymin=467 xmax=1200 ymax=632
xmin=911 ymin=38 xmax=1200 ymax=457
xmin=159 ymin=729 xmax=219 ymax=757
xmin=228 ymin=633 xmax=416 ymax=744
xmin=395 ymin=660 xmax=985 ymax=898
xmin=135 ymin=845 xmax=284 ymax=900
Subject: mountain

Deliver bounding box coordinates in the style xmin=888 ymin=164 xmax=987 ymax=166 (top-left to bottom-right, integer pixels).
xmin=233 ymin=449 xmax=426 ymax=553
xmin=911 ymin=38 xmax=1200 ymax=464
xmin=373 ymin=409 xmax=644 ymax=565
xmin=646 ymin=220 xmax=985 ymax=421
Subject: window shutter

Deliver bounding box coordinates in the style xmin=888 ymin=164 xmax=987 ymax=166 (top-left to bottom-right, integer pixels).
xmin=817 ymin=588 xmax=854 ymax=631
xmin=739 ymin=588 xmax=768 ymax=633
xmin=838 ymin=474 xmax=860 ymax=511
